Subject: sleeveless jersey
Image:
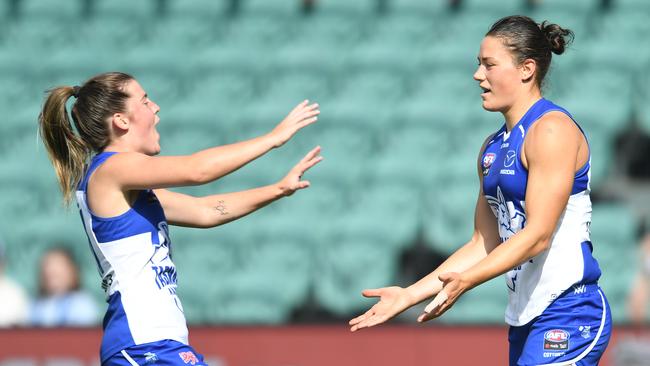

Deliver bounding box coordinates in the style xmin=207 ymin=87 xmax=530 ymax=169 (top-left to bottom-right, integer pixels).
xmin=76 ymin=152 xmax=188 ymax=361
xmin=481 ymin=98 xmax=601 ymax=326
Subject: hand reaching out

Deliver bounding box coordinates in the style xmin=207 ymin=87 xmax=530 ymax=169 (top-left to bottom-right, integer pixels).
xmin=278 ymin=146 xmax=323 ymax=196
xmin=269 ymin=100 xmax=320 ymax=148
xmin=348 ymin=286 xmax=415 ymax=332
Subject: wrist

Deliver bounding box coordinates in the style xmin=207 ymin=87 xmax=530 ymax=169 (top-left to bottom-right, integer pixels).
xmin=403 ymin=286 xmax=421 ymax=307
xmin=264 ymin=131 xmax=282 ymax=149
xmin=458 ymin=271 xmax=476 ymax=292
xmin=274 ymin=181 xmax=291 ymax=198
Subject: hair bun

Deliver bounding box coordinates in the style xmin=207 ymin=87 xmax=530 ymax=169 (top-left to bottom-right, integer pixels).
xmin=540 ymin=21 xmax=574 ymax=55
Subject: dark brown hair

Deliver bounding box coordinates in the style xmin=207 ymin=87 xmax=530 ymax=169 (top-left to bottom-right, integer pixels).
xmin=486 ymin=15 xmax=574 ymax=87
xmin=38 ymin=72 xmax=134 ymax=205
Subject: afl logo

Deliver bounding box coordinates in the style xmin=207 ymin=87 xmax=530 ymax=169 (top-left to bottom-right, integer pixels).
xmin=504 ymin=150 xmax=517 ymax=168
xmin=482 ymin=153 xmax=496 ymax=176
xmin=483 ymin=153 xmax=496 ymax=168
xmin=543 ymin=329 xmax=570 ymax=350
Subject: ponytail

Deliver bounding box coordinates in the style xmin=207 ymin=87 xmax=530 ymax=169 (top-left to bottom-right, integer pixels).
xmin=38 ymin=72 xmax=134 ymax=206
xmin=38 ymin=86 xmax=90 ymax=205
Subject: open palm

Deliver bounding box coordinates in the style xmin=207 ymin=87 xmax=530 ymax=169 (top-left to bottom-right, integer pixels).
xmin=349 ymin=286 xmax=414 ymax=332
xmin=278 ymin=146 xmax=322 ymax=196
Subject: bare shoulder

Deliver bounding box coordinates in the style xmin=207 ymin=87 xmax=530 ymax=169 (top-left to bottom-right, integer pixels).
xmin=97 ymin=151 xmax=149 ymax=171
xmin=90 ymin=151 xmax=150 ymax=184
xmin=528 ymin=111 xmax=580 ymax=140
xmin=523 ymin=111 xmax=583 ymax=166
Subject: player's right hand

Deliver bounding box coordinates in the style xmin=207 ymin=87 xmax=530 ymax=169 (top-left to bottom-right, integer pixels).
xmin=348 ymin=286 xmax=415 ymax=332
xmin=268 ymin=100 xmax=319 ymax=148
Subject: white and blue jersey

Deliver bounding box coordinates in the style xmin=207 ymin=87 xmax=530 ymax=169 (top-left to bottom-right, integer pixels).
xmin=76 ymin=152 xmax=188 ymax=363
xmin=481 ymin=98 xmax=611 ymax=365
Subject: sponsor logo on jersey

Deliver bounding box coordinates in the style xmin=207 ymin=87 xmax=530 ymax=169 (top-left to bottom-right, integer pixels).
xmin=483 ymin=153 xmax=496 ymax=176
xmin=504 ymin=150 xmax=517 ymax=168
xmin=179 ymin=351 xmax=199 ymax=365
xmin=544 ymin=329 xmax=570 ymax=350
xmin=543 ymin=352 xmax=565 ymax=358
xmin=500 ymin=169 xmax=515 ymax=175
xmin=579 ymin=325 xmax=591 ymax=339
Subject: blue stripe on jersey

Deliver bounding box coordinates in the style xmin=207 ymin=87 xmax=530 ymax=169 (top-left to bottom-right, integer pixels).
xmin=79 ymin=152 xmax=118 ymax=192
xmin=581 ymin=241 xmax=602 ymax=284
xmin=101 ymin=292 xmax=135 ymax=362
xmin=78 ymin=152 xmax=167 ymax=243
xmin=90 ymin=190 xmax=166 ymax=244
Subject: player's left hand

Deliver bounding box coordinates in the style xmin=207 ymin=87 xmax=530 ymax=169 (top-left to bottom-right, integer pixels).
xmin=417 ymin=272 xmax=468 ymax=322
xmin=277 ymin=146 xmax=323 ymax=196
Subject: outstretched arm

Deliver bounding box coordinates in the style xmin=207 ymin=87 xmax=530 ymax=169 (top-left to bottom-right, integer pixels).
xmin=97 ymin=100 xmax=319 ymax=191
xmin=419 ymin=112 xmax=584 ymax=321
xmin=157 ymin=146 xmax=322 ymax=228
xmin=349 ymin=135 xmax=501 ymax=332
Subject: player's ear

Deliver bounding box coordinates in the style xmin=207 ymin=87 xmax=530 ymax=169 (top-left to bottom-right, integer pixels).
xmin=111 ymin=113 xmax=129 ymax=132
xmin=520 ymin=58 xmax=536 ymax=83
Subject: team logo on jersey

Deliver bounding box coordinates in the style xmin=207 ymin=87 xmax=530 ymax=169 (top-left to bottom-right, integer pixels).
xmin=544 ymin=329 xmax=570 ymax=350
xmin=503 ymin=150 xmax=517 ymax=168
xmin=486 ymin=186 xmax=526 ymax=242
xmin=579 ymin=326 xmax=591 ymax=339
xmin=506 ymin=272 xmax=518 ymax=292
xmin=482 ymin=153 xmax=496 ymax=176
xmin=144 ymin=352 xmax=159 ymax=364
xmin=152 ymin=222 xmax=171 ymax=263
xmin=179 ymin=351 xmax=199 ymax=365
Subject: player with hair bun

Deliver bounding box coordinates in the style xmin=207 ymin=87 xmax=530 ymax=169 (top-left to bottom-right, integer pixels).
xmin=350 ymin=15 xmax=611 ymax=365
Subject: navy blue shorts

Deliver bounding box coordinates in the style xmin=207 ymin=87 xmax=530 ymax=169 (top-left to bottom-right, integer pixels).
xmin=508 ymin=283 xmax=612 ymax=366
xmin=103 ymin=340 xmax=207 ymax=366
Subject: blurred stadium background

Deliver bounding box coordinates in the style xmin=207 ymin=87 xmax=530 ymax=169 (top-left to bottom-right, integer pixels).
xmin=1 ymin=0 xmax=649 ymax=365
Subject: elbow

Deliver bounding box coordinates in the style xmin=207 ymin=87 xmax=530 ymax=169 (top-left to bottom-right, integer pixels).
xmin=529 ymin=233 xmax=553 ymax=257
xmin=187 ymin=155 xmax=211 ymax=185
xmin=189 ymin=170 xmax=209 ymax=186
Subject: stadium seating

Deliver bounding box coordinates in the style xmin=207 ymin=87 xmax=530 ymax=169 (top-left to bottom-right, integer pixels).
xmin=1 ymin=0 xmax=645 ymax=325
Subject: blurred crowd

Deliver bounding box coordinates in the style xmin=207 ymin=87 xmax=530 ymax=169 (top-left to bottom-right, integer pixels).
xmin=0 ymin=238 xmax=100 ymax=328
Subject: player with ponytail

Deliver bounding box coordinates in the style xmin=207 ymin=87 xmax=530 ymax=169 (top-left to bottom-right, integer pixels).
xmin=39 ymin=72 xmax=321 ymax=365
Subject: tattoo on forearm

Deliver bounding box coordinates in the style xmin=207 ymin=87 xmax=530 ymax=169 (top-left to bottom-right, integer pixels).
xmin=214 ymin=200 xmax=228 ymax=215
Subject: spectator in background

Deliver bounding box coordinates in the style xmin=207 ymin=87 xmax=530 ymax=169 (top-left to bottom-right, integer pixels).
xmin=628 ymin=231 xmax=650 ymax=324
xmin=30 ymin=247 xmax=99 ymax=327
xmin=0 ymin=238 xmax=29 ymax=327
